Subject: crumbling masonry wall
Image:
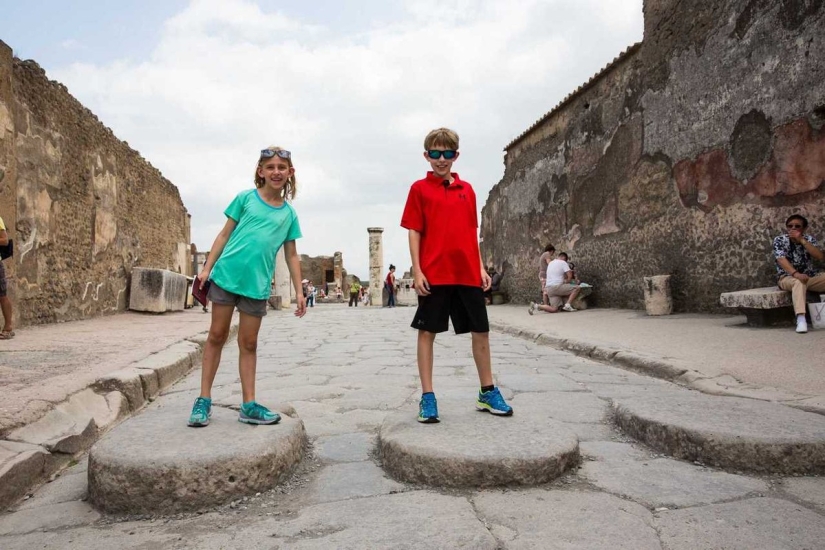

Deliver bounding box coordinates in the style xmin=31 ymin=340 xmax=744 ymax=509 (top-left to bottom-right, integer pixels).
xmin=481 ymin=0 xmax=825 ymax=312
xmin=0 ymin=41 xmax=191 ymax=326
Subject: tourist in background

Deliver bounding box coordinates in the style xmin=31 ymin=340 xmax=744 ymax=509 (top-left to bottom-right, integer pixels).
xmin=774 ymin=214 xmax=825 ymax=334
xmin=385 ymin=264 xmax=397 ymax=307
xmin=306 ymin=282 xmax=316 ymax=307
xmin=538 ymin=244 xmax=555 ymax=306
xmin=349 ymin=279 xmax=361 ymax=307
xmin=0 ymin=215 xmax=13 ymax=340
xmin=188 ymin=146 xmax=306 ymax=428
xmin=529 ymin=252 xmax=580 ymax=314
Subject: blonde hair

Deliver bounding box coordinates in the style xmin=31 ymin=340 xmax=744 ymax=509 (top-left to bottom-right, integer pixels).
xmin=424 ymin=128 xmax=459 ymax=150
xmin=254 ymin=145 xmax=297 ymax=200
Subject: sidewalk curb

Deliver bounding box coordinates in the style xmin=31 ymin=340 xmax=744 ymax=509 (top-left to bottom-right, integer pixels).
xmin=490 ymin=321 xmax=825 ymax=416
xmin=0 ymin=322 xmax=240 ymax=510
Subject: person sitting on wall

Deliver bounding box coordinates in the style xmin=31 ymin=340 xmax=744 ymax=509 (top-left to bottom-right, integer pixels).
xmin=528 ymin=252 xmax=580 ymax=314
xmin=774 ymin=214 xmax=825 ymax=334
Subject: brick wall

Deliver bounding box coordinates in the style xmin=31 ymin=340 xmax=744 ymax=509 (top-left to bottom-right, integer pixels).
xmin=481 ymin=0 xmax=825 ymax=312
xmin=0 ymin=41 xmax=191 ymax=326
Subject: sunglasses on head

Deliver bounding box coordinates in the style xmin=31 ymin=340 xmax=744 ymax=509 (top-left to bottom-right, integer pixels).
xmin=787 ymin=224 xmax=804 ymax=229
xmin=426 ymin=149 xmax=457 ymax=160
xmin=261 ymin=149 xmax=291 ymax=160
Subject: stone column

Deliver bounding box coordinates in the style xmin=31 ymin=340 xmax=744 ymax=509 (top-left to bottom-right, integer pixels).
xmin=273 ymin=246 xmax=292 ymax=308
xmin=367 ymin=228 xmax=384 ymax=306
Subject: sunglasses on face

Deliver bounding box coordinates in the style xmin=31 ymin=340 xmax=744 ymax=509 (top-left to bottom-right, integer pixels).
xmin=261 ymin=149 xmax=291 ymax=160
xmin=426 ymin=150 xmax=457 ymax=160
xmin=787 ymin=224 xmax=804 ymax=229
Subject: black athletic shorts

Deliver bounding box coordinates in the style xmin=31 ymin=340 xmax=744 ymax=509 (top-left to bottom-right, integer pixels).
xmin=410 ymin=285 xmax=489 ymax=334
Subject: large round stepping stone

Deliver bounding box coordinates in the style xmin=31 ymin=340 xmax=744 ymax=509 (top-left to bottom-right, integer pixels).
xmin=379 ymin=401 xmax=579 ymax=487
xmin=88 ymin=405 xmax=305 ymax=514
xmin=612 ymin=391 xmax=825 ymax=474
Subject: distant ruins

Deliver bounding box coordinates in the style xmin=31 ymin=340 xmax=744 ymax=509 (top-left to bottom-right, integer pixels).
xmin=0 ymin=40 xmax=191 ymax=327
xmin=481 ymin=0 xmax=825 ymax=312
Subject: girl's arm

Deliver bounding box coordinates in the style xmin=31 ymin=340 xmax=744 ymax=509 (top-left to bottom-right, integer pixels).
xmin=283 ymin=240 xmax=307 ymax=317
xmin=198 ymin=218 xmax=237 ymax=284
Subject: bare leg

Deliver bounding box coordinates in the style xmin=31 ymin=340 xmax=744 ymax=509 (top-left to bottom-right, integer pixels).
xmin=565 ymin=287 xmax=581 ymax=305
xmin=537 ymin=304 xmax=560 ymax=313
xmin=0 ymin=296 xmax=12 ymax=332
xmin=237 ymin=312 xmax=263 ymax=403
xmin=471 ymin=332 xmax=494 ymax=387
xmin=417 ymin=330 xmax=437 ymax=393
xmin=199 ymin=303 xmax=235 ymax=398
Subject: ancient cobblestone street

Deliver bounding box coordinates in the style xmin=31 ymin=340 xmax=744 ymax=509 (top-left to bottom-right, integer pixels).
xmin=2 ymin=304 xmax=825 ymax=549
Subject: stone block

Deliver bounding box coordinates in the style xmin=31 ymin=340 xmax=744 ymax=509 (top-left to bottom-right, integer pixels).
xmin=719 ymin=287 xmax=792 ymax=309
xmin=643 ymin=275 xmax=673 ymax=316
xmin=720 ymin=287 xmax=795 ymax=326
xmin=128 ymin=267 xmax=188 ymax=313
xmin=130 ymin=341 xmax=200 ymax=391
xmin=379 ymin=402 xmax=579 ymax=487
xmin=0 ymin=441 xmax=51 ymax=509
xmin=7 ymin=389 xmax=127 ymax=456
xmin=93 ymin=368 xmax=147 ymax=412
xmin=88 ymin=405 xmax=306 ymax=514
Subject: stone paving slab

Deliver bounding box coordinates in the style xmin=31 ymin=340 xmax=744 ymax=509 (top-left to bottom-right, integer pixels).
xmin=654 ymin=497 xmax=825 ymax=550
xmin=314 ymin=432 xmax=375 ymax=463
xmin=779 ymin=477 xmax=825 ymax=512
xmin=379 ymin=402 xmax=579 ymax=487
xmin=579 ymin=441 xmax=768 ymax=508
xmin=472 ymin=489 xmax=661 ymax=550
xmin=306 ymin=461 xmax=407 ymax=503
xmin=88 ymin=403 xmax=305 ymax=514
xmin=612 ymin=390 xmax=825 ymax=474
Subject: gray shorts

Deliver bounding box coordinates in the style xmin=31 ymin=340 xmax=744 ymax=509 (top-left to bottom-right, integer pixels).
xmin=207 ymin=282 xmax=267 ymax=317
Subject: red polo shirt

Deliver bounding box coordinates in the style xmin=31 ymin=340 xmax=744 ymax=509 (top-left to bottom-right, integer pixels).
xmin=401 ymin=171 xmax=481 ymax=287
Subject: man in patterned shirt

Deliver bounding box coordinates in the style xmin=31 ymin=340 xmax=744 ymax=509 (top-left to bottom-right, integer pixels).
xmin=773 ymin=214 xmax=825 ymax=333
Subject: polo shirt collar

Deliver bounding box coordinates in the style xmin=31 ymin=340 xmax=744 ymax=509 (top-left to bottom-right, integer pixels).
xmin=425 ymin=171 xmax=464 ymax=188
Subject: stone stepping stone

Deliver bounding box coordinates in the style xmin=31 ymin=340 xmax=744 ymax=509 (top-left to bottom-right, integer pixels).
xmin=612 ymin=391 xmax=825 ymax=474
xmin=378 ymin=401 xmax=578 ymax=487
xmin=88 ymin=405 xmax=305 ymax=514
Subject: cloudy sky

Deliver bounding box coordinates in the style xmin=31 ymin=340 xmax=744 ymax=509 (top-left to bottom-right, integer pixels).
xmin=1 ymin=0 xmax=643 ymax=279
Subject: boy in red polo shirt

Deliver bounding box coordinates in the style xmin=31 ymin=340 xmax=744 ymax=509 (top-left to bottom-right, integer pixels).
xmin=401 ymin=128 xmax=513 ymax=423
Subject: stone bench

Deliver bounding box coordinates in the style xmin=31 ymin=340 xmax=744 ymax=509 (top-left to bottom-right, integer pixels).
xmin=129 ymin=267 xmax=188 ymax=313
xmin=720 ymin=287 xmax=794 ymax=326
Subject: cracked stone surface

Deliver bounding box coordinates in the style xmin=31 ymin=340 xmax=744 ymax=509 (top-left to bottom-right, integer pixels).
xmin=2 ymin=305 xmax=824 ymax=548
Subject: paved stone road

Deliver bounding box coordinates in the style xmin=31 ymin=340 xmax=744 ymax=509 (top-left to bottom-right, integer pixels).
xmin=2 ymin=304 xmax=825 ymax=549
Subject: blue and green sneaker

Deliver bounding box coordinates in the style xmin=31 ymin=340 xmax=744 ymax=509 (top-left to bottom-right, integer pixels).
xmin=476 ymin=387 xmax=513 ymax=416
xmin=239 ymin=401 xmax=281 ymax=425
xmin=418 ymin=392 xmax=440 ymax=423
xmin=187 ymin=396 xmax=212 ymax=427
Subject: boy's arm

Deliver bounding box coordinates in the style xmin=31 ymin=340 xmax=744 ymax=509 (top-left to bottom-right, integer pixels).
xmin=198 ymin=218 xmax=237 ymax=284
xmin=478 ymin=249 xmax=491 ymax=291
xmin=283 ymin=240 xmax=307 ymax=317
xmin=0 ymin=229 xmax=8 ymax=247
xmin=409 ymin=229 xmax=430 ymax=295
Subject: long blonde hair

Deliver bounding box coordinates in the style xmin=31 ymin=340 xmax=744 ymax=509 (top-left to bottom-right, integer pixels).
xmin=254 ymin=145 xmax=297 ymax=200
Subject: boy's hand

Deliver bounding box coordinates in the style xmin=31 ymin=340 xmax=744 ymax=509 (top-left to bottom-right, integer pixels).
xmin=414 ymin=272 xmax=431 ymax=296
xmin=481 ymin=269 xmax=492 ymax=291
xmin=295 ymin=296 xmax=307 ymax=317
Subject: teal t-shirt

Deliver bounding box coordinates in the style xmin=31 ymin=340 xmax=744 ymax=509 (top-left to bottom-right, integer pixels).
xmin=210 ymin=189 xmax=302 ymax=300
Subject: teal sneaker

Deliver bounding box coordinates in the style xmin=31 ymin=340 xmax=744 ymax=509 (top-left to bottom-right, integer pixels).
xmin=417 ymin=393 xmax=440 ymax=423
xmin=187 ymin=397 xmax=212 ymax=427
xmin=239 ymin=401 xmax=281 ymax=425
xmin=476 ymin=387 xmax=513 ymax=416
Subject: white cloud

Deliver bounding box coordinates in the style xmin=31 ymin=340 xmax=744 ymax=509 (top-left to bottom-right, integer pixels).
xmin=52 ymin=0 xmax=643 ymax=279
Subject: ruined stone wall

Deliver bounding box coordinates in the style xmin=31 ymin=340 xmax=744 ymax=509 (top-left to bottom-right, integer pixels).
xmin=0 ymin=41 xmax=191 ymax=326
xmin=481 ymin=1 xmax=825 ymax=312
xmin=300 ymin=254 xmax=347 ymax=290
